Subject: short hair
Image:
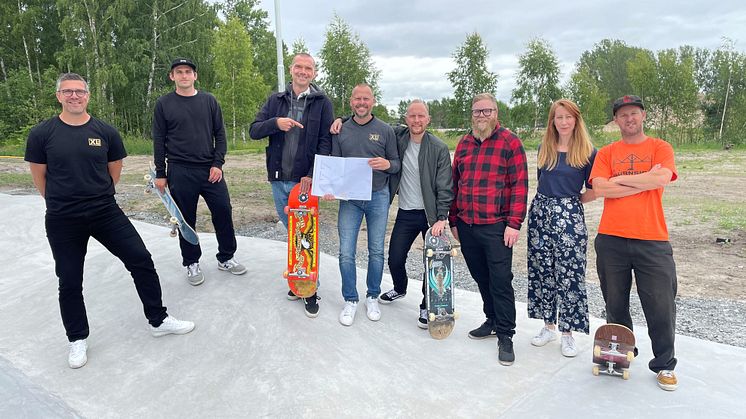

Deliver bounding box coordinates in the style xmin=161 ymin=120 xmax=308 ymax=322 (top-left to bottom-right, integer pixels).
xmin=56 ymin=73 xmax=88 ymax=92
xmin=407 ymin=99 xmax=430 ymax=115
xmin=471 ymin=92 xmax=498 ymax=108
xmin=351 ymin=83 xmax=374 ymax=97
xmin=291 ymin=53 xmax=316 ymax=69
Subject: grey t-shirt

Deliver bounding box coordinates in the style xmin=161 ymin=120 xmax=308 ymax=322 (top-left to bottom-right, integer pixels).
xmin=281 ymin=92 xmax=307 ymax=179
xmin=332 ymin=116 xmax=400 ymax=191
xmin=398 ymin=141 xmax=424 ymax=209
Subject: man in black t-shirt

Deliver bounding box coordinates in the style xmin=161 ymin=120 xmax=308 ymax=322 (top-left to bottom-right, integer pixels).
xmin=152 ymin=58 xmax=246 ymax=286
xmin=25 ymin=73 xmax=195 ymax=369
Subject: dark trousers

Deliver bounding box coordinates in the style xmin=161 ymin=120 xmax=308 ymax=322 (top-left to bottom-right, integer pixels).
xmin=167 ymin=164 xmax=237 ymax=266
xmin=45 ymin=200 xmax=168 ymax=342
xmin=595 ymin=233 xmax=678 ymax=372
xmin=387 ymin=209 xmax=429 ymax=309
xmin=457 ymin=219 xmax=516 ymax=337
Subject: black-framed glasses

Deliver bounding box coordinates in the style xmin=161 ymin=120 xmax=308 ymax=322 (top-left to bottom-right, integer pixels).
xmin=471 ymin=108 xmax=496 ymax=117
xmin=58 ymin=89 xmax=89 ymax=97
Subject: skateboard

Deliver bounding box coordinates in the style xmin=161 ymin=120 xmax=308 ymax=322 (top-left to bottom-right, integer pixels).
xmin=144 ymin=163 xmax=199 ymax=245
xmin=424 ymin=228 xmax=458 ymax=339
xmin=283 ymin=183 xmax=319 ymax=298
xmin=592 ymin=323 xmax=636 ymax=379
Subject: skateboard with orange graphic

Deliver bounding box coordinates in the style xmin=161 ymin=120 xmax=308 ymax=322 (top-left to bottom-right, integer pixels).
xmin=283 ymin=183 xmax=319 ymax=298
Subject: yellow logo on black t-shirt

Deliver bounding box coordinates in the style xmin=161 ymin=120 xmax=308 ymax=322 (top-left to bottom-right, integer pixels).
xmin=88 ymin=138 xmax=102 ymax=147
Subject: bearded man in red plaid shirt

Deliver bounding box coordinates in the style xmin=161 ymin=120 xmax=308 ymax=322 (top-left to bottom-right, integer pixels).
xmin=449 ymin=92 xmax=528 ymax=366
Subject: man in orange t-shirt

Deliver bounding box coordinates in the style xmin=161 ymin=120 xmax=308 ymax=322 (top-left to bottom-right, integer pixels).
xmin=589 ymin=95 xmax=679 ymax=392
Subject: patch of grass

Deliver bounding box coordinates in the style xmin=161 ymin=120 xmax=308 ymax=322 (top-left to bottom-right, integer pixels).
xmin=702 ymin=203 xmax=746 ymax=231
xmin=0 ymin=172 xmax=33 ymax=187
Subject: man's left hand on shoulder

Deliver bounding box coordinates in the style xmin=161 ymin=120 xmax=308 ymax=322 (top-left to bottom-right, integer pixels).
xmin=208 ymin=167 xmax=223 ymax=183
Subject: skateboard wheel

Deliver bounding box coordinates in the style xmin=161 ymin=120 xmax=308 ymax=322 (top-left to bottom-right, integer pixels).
xmin=593 ymin=345 xmax=601 ymax=358
xmin=626 ymin=351 xmax=634 ymax=362
xmin=284 ymin=206 xmax=289 ymax=215
xmin=592 ymin=365 xmax=600 ymax=376
xmin=169 ymin=216 xmax=178 ymax=224
xmin=144 ymin=174 xmax=152 ymax=181
xmin=283 ymin=270 xmax=288 ymax=279
xmin=170 ymin=230 xmax=177 ymax=238
xmin=144 ymin=188 xmax=151 ymax=195
xmin=426 ymin=249 xmax=434 ymax=257
xmin=428 ymin=313 xmax=435 ymax=322
xmin=453 ymin=310 xmax=460 ymax=319
xmin=622 ymin=370 xmax=630 ymax=380
xmin=450 ymin=248 xmax=458 ymax=257
xmin=309 ymin=207 xmax=316 ymax=215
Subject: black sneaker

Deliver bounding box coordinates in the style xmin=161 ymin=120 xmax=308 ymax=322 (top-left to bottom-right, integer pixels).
xmin=303 ymin=294 xmax=320 ymax=318
xmin=498 ymin=335 xmax=515 ymax=366
xmin=378 ymin=289 xmax=406 ymax=304
xmin=468 ymin=320 xmax=497 ymax=339
xmin=287 ymin=290 xmax=300 ymax=301
xmin=418 ymin=308 xmax=428 ymax=329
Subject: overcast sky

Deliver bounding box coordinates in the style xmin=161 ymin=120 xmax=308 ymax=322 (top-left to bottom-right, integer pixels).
xmin=257 ymin=0 xmax=746 ymax=108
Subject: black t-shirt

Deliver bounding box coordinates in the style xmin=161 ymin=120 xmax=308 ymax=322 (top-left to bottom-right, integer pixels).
xmin=24 ymin=116 xmax=127 ymax=216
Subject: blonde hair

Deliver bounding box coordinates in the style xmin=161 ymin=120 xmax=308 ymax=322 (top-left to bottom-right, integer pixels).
xmin=538 ymin=99 xmax=594 ymax=170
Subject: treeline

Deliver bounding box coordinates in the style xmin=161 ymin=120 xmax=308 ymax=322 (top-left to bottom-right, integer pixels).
xmin=2 ymin=1 xmax=744 ymax=148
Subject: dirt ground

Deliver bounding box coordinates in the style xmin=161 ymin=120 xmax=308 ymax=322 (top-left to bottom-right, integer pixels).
xmin=2 ymin=149 xmax=744 ymax=301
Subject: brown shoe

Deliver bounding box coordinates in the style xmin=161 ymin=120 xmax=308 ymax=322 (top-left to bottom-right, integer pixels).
xmin=657 ymin=370 xmax=678 ymax=391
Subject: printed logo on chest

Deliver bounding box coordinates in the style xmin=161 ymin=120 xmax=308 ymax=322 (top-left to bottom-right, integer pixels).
xmin=369 ymin=133 xmax=380 ymax=143
xmin=88 ymin=138 xmax=102 ymax=147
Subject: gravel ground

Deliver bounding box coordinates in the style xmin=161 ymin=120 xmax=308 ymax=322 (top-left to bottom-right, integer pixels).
xmin=233 ymin=219 xmax=746 ymax=349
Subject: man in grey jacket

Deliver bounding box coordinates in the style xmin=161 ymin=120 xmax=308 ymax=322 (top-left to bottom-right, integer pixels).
xmin=331 ymin=99 xmax=454 ymax=328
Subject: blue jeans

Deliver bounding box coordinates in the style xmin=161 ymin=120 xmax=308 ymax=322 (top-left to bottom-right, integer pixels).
xmin=271 ymin=180 xmax=298 ymax=229
xmin=338 ymin=188 xmax=390 ymax=302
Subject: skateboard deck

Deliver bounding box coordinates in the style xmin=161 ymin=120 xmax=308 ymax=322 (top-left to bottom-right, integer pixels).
xmin=283 ymin=183 xmax=319 ymax=298
xmin=424 ymin=228 xmax=457 ymax=339
xmin=144 ymin=163 xmax=199 ymax=245
xmin=592 ymin=323 xmax=636 ymax=379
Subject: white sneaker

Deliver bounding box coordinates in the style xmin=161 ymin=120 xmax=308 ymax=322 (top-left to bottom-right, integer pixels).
xmin=339 ymin=301 xmax=358 ymax=326
xmin=561 ymin=335 xmax=578 ymax=357
xmin=531 ymin=327 xmax=557 ymax=347
xmin=186 ymin=263 xmax=204 ymax=286
xmin=365 ymin=296 xmax=381 ymax=321
xmin=217 ymin=258 xmax=247 ymax=275
xmin=68 ymin=339 xmax=87 ymax=369
xmin=150 ymin=315 xmax=195 ymax=337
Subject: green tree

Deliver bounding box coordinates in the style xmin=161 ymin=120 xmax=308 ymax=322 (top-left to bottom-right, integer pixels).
xmin=396 ymin=99 xmax=411 ymax=123
xmin=212 ymin=17 xmax=268 ymax=146
xmin=446 ymin=32 xmax=498 ymax=127
xmin=291 ymin=38 xmax=309 ymax=55
xmin=576 ymin=39 xmax=647 ymax=116
xmin=566 ymin=65 xmax=608 ymax=130
xmin=318 ymin=14 xmax=380 ymax=115
xmin=511 ymin=37 xmax=562 ymax=129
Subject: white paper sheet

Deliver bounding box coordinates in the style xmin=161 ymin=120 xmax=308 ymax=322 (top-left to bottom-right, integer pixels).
xmin=311 ymin=155 xmax=372 ymax=200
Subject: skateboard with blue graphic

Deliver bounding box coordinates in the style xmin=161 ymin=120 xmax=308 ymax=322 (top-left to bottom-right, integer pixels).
xmin=424 ymin=228 xmax=458 ymax=339
xmin=283 ymin=183 xmax=319 ymax=298
xmin=592 ymin=323 xmax=636 ymax=379
xmin=144 ymin=163 xmax=199 ymax=245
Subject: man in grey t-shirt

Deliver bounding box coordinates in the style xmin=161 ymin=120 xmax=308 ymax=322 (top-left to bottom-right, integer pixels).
xmin=327 ymin=83 xmax=400 ymax=327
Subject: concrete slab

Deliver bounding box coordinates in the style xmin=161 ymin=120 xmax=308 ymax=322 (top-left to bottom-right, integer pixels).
xmin=1 ymin=193 xmax=744 ymax=418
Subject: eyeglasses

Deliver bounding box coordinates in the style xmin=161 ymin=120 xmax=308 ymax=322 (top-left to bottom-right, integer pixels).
xmin=471 ymin=108 xmax=496 ymax=117
xmin=58 ymin=89 xmax=89 ymax=97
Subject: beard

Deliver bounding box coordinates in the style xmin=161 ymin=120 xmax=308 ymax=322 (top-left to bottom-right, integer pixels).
xmin=472 ymin=117 xmax=497 ymax=140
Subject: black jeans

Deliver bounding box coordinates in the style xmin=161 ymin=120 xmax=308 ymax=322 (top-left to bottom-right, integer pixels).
xmin=167 ymin=164 xmax=237 ymax=266
xmin=457 ymin=220 xmax=516 ymax=337
xmin=387 ymin=209 xmax=429 ymax=309
xmin=45 ymin=199 xmax=168 ymax=342
xmin=595 ymin=233 xmax=678 ymax=372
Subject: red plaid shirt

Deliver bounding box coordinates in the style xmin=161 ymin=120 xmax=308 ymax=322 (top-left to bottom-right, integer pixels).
xmin=448 ymin=124 xmax=528 ymax=229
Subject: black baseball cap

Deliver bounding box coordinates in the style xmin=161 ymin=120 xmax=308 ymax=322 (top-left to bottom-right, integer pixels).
xmin=612 ymin=95 xmax=644 ymax=115
xmin=170 ymin=58 xmax=197 ymax=72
